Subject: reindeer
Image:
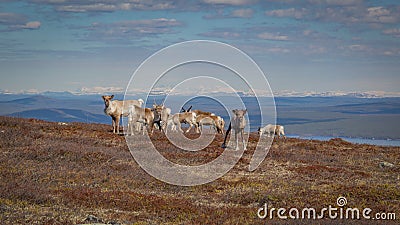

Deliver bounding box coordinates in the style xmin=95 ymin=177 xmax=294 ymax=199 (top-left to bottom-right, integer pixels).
xmin=152 ymin=103 xmax=171 ymax=132
xmin=166 ymin=112 xmax=197 ymax=133
xmin=221 ymin=109 xmax=247 ymax=150
xmin=181 ymin=106 xmax=215 ymax=117
xmin=102 ymin=95 xmax=143 ymax=134
xmin=196 ymin=114 xmax=225 ymax=134
xmin=258 ymin=124 xmax=286 ymax=139
xmin=127 ymin=105 xmax=155 ymax=135
xmin=182 ymin=106 xmax=224 ymax=134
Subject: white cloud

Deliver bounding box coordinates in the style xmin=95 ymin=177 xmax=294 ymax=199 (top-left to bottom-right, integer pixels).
xmin=202 ymin=0 xmax=257 ymax=5
xmin=348 ymin=44 xmax=369 ymax=51
xmin=307 ymin=45 xmax=327 ymax=54
xmin=55 ymin=1 xmax=175 ymax=12
xmin=0 ymin=12 xmax=27 ymax=24
xmin=363 ymin=6 xmax=398 ymax=24
xmin=204 ymin=8 xmax=254 ymax=19
xmin=257 ymin=32 xmax=289 ymax=41
xmin=200 ymin=30 xmax=241 ymax=39
xmin=308 ymin=0 xmax=362 ymax=6
xmin=266 ymin=8 xmax=308 ymax=19
xmin=231 ymin=8 xmax=254 ymax=18
xmin=266 ymin=47 xmax=290 ymax=53
xmin=266 ymin=5 xmax=400 ymax=26
xmin=84 ymin=18 xmax=182 ymax=42
xmin=367 ymin=6 xmax=391 ymax=17
xmin=0 ymin=13 xmax=40 ymax=31
xmin=79 ymin=86 xmax=124 ymax=94
xmin=383 ymin=28 xmax=400 ymax=38
xmin=57 ymin=3 xmax=117 ymax=12
xmin=15 ymin=21 xmax=41 ymax=29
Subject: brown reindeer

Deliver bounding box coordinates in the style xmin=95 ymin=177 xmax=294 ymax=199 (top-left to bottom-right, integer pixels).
xmin=181 ymin=106 xmax=214 ymax=116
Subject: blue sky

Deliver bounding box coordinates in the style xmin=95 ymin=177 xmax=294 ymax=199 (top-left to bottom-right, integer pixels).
xmin=0 ymin=0 xmax=399 ymax=95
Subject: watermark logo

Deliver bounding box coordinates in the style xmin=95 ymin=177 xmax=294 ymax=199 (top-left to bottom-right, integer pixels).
xmin=124 ymin=40 xmax=276 ymax=186
xmin=336 ymin=196 xmax=347 ymax=207
xmin=257 ymin=196 xmax=396 ymax=221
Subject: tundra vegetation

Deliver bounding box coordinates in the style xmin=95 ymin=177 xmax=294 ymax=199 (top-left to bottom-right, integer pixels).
xmin=0 ymin=116 xmax=399 ymax=224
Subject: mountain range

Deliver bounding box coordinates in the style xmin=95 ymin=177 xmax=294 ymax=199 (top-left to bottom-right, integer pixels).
xmin=2 ymin=89 xmax=400 ymax=98
xmin=1 ymin=93 xmax=399 ymax=139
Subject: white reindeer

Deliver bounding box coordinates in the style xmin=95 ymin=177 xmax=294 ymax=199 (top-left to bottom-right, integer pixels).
xmin=221 ymin=109 xmax=247 ymax=150
xmin=127 ymin=105 xmax=155 ymax=135
xmin=165 ymin=112 xmax=197 ymax=133
xmin=258 ymin=124 xmax=286 ymax=139
xmin=102 ymin=95 xmax=143 ymax=134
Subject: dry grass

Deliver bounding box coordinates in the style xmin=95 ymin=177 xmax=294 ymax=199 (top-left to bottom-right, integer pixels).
xmin=0 ymin=116 xmax=399 ymax=224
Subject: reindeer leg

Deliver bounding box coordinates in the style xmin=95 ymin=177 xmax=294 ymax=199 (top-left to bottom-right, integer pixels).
xmin=115 ymin=116 xmax=120 ymax=134
xmin=186 ymin=123 xmax=192 ymax=133
xmin=150 ymin=121 xmax=154 ymax=136
xmin=171 ymin=124 xmax=175 ymax=132
xmin=131 ymin=121 xmax=136 ymax=136
xmin=112 ymin=117 xmax=116 ymax=133
xmin=130 ymin=122 xmax=134 ymax=136
xmin=235 ymin=131 xmax=239 ymax=150
xmin=221 ymin=122 xmax=231 ymax=148
xmin=242 ymin=129 xmax=247 ymax=150
xmin=162 ymin=121 xmax=168 ymax=133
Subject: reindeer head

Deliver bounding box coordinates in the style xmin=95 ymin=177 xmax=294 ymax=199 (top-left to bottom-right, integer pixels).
xmin=152 ymin=103 xmax=164 ymax=121
xmin=232 ymin=109 xmax=247 ymax=121
xmin=102 ymin=95 xmax=114 ymax=108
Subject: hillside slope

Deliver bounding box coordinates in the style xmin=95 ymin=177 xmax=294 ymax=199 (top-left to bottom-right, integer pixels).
xmin=0 ymin=116 xmax=398 ymax=224
xmin=8 ymin=108 xmax=109 ymax=124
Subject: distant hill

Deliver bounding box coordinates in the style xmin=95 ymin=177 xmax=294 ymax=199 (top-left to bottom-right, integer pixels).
xmin=0 ymin=94 xmax=105 ymax=115
xmin=5 ymin=95 xmax=57 ymax=105
xmin=8 ymin=108 xmax=109 ymax=124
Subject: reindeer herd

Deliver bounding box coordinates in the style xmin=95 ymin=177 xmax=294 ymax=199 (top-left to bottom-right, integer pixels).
xmin=102 ymin=95 xmax=285 ymax=150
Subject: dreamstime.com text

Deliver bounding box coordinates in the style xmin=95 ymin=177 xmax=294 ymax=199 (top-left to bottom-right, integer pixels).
xmin=257 ymin=197 xmax=396 ymax=221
